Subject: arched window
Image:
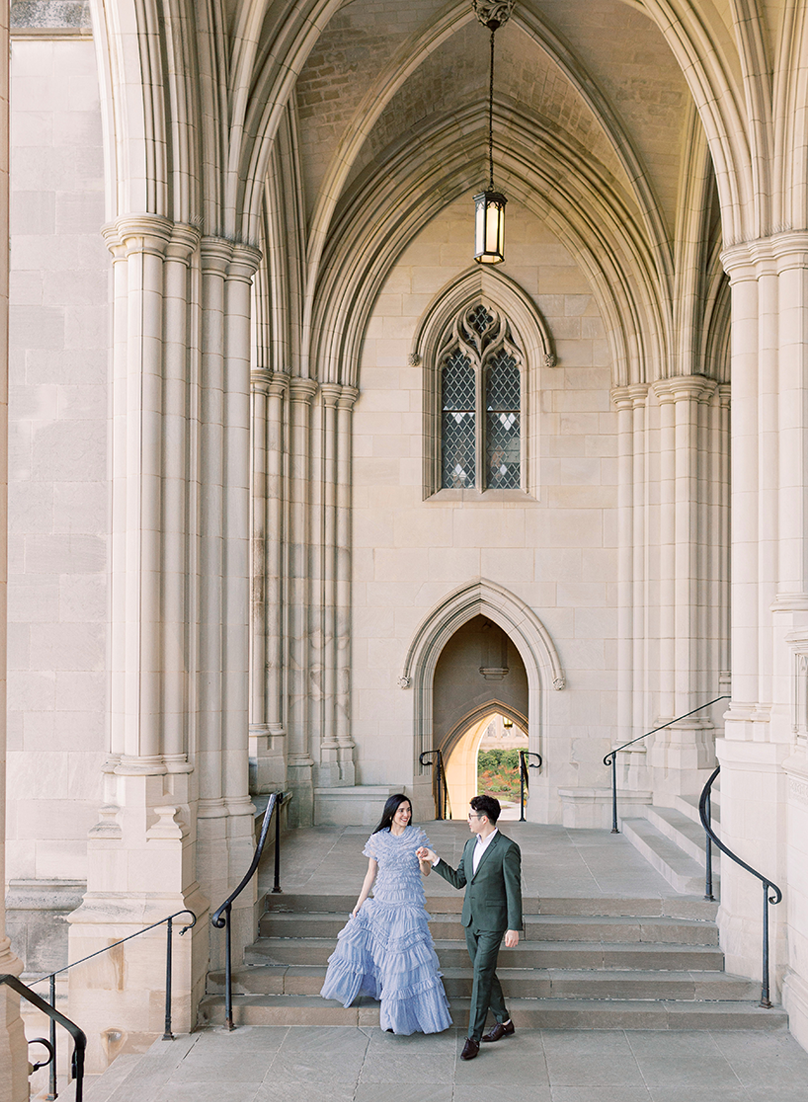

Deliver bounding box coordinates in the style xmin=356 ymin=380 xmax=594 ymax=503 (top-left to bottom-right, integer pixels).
xmin=438 ymin=304 xmax=523 ymax=491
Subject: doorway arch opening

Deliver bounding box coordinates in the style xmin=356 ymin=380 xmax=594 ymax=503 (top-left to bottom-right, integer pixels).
xmin=431 ymin=614 xmax=528 ymax=818
xmin=444 ymin=709 xmax=529 ymax=820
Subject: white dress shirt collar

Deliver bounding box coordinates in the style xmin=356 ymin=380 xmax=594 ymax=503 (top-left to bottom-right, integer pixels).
xmin=472 ymin=827 xmax=498 ymax=873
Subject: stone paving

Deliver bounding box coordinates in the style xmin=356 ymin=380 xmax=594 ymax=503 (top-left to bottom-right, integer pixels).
xmin=59 ymin=823 xmax=808 ymax=1101
xmin=83 ymin=1023 xmax=808 ymax=1102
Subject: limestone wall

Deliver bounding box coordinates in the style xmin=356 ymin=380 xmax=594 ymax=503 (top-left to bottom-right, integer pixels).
xmin=352 ymin=198 xmax=617 ymax=823
xmin=6 ymin=34 xmax=108 ymax=945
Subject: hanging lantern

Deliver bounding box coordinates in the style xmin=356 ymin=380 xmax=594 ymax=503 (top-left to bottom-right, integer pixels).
xmin=474 ymin=189 xmax=507 ymax=264
xmin=472 ymin=1 xmax=513 ymax=265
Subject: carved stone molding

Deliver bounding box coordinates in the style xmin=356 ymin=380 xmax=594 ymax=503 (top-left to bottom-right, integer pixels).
xmin=652 ymin=374 xmax=717 ymax=404
xmin=227 ymin=242 xmax=262 ymax=283
xmin=319 ymin=382 xmax=342 ymax=407
xmin=472 ymin=0 xmax=514 ymax=31
xmin=102 ymin=214 xmax=173 ymax=259
xmin=199 ymin=235 xmax=233 ymax=274
xmin=337 ymin=385 xmax=360 ymax=411
xmin=288 ymin=376 xmax=319 ymax=404
xmin=610 ymin=383 xmax=649 ymax=409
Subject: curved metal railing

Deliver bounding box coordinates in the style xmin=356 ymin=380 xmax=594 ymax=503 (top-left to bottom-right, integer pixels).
xmin=1 ymin=974 xmax=87 ymax=1102
xmin=518 ymin=750 xmax=542 ymax=821
xmin=604 ymin=695 xmax=729 ymax=833
xmin=24 ymin=908 xmax=196 ymax=1098
xmin=419 ymin=749 xmax=450 ymax=820
xmin=211 ymin=790 xmax=290 ymax=1030
xmin=699 ymin=765 xmax=783 ymax=1008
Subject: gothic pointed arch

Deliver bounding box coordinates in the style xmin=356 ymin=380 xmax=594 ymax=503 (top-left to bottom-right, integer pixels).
xmin=400 ymin=579 xmax=565 ymax=780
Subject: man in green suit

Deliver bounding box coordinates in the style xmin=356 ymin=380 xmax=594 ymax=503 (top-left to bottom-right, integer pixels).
xmin=417 ymin=794 xmax=522 ymax=1061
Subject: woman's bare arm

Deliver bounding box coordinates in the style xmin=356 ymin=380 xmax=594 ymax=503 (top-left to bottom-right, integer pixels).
xmin=352 ymin=857 xmax=378 ymax=916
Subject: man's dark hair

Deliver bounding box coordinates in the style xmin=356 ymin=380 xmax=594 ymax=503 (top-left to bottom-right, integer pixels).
xmin=470 ymin=794 xmax=501 ymax=823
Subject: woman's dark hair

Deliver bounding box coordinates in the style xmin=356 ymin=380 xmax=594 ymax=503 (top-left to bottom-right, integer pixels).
xmin=470 ymin=794 xmax=501 ymax=823
xmin=373 ymin=793 xmax=412 ymax=834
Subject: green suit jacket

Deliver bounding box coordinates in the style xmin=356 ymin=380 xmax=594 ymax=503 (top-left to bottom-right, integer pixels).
xmin=433 ymin=831 xmax=522 ymax=932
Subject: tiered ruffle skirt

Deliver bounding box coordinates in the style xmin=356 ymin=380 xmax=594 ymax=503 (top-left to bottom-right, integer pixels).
xmin=319 ymin=897 xmax=452 ymax=1035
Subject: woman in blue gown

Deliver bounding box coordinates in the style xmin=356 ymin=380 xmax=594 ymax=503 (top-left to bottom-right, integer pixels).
xmin=320 ymin=793 xmax=452 ymax=1035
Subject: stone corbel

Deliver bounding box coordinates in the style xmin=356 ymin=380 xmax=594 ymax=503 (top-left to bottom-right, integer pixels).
xmin=88 ymin=805 xmax=122 ymax=839
xmin=147 ymin=806 xmax=187 ymax=841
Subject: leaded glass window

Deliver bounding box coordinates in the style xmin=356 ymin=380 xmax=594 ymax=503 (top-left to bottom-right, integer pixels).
xmin=441 ymin=350 xmax=476 ymax=488
xmin=436 ymin=302 xmax=523 ymax=492
xmin=486 ymin=350 xmax=521 ymax=488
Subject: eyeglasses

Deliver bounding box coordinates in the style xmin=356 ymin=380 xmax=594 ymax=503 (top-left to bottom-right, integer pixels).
xmin=467 ymin=812 xmax=480 ymax=820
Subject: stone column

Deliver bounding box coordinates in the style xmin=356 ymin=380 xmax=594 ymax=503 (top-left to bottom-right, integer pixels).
xmin=316 ymin=383 xmax=341 ymax=786
xmin=68 ymin=217 xmax=206 ymax=1073
xmin=195 ymin=238 xmax=260 ymax=964
xmin=612 ymin=386 xmax=636 ymax=746
xmin=610 ymin=385 xmax=652 ymax=801
xmin=335 ymin=385 xmax=359 ymax=783
xmin=249 ymin=360 xmax=290 ymax=796
xmin=651 ymin=376 xmax=718 ymax=797
xmin=718 ymin=235 xmax=808 ymax=1017
xmin=249 ymin=367 xmax=272 ymax=788
xmin=263 ymin=372 xmax=290 ymax=786
xmin=0 ymin=0 xmax=28 ymax=1090
xmin=287 ymin=377 xmax=318 ymax=824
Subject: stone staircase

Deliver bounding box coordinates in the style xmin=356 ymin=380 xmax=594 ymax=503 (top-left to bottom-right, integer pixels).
xmin=620 ymin=791 xmax=719 ymax=896
xmin=199 ymin=881 xmax=786 ymax=1030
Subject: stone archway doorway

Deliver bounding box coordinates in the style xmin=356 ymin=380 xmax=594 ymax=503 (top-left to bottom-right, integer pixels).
xmin=431 ymin=615 xmax=529 ymax=818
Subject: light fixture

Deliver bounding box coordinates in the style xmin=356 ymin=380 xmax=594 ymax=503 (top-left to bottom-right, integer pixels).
xmin=473 ymin=1 xmax=513 ymax=265
xmin=503 ymin=716 xmax=513 ymax=730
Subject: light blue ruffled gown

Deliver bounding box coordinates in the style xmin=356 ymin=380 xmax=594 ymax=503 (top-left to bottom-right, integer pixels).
xmin=319 ymin=825 xmax=453 ymax=1034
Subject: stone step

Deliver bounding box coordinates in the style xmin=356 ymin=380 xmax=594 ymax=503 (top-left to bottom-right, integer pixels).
xmin=639 ymin=804 xmax=719 ymax=868
xmin=259 ymin=911 xmax=719 ymax=945
xmin=674 ymin=792 xmax=721 ymax=828
xmin=264 ymin=892 xmax=718 ymax=920
xmin=197 ymin=993 xmax=787 ymax=1031
xmin=245 ymin=936 xmax=726 ymax=971
xmin=207 ymin=963 xmax=759 ymax=1002
xmin=620 ymin=816 xmax=714 ymax=895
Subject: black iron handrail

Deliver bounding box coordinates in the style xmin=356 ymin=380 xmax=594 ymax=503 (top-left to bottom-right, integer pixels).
xmin=0 ymin=974 xmax=87 ymax=1102
xmin=419 ymin=749 xmax=450 ymax=820
xmin=604 ymin=695 xmax=729 ymax=833
xmin=518 ymin=750 xmax=542 ymax=821
xmin=28 ymin=1035 xmax=56 ymax=1072
xmin=27 ymin=908 xmax=196 ymax=1099
xmin=211 ymin=790 xmax=289 ymax=1030
xmin=699 ymin=766 xmax=783 ymax=1008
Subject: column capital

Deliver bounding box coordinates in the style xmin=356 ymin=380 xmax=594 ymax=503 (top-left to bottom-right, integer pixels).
xmin=652 ymin=374 xmax=717 ymax=404
xmin=721 ymin=230 xmax=808 ymax=280
xmin=268 ymin=371 xmax=291 ymax=398
xmin=337 ymin=385 xmax=360 ymax=411
xmin=102 ymin=214 xmax=173 ymax=259
xmin=251 ymin=368 xmax=273 ymax=392
xmin=288 ymin=376 xmax=318 ymax=404
xmin=200 ymin=235 xmax=233 ymax=274
xmin=319 ymin=382 xmax=342 ymax=407
xmin=717 ymin=383 xmax=731 ymax=408
xmin=165 ymin=222 xmax=201 ymax=264
xmin=610 ymin=383 xmax=648 ymax=410
xmin=227 ymin=243 xmax=263 ymax=283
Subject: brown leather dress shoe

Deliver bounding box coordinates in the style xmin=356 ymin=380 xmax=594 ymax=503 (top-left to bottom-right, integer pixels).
xmin=481 ymin=1019 xmax=515 ymax=1042
xmin=460 ymin=1038 xmax=480 ymax=1060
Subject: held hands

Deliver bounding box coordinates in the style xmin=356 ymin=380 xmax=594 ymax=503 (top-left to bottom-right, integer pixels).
xmin=416 ymin=846 xmax=437 ymax=864
xmin=504 ymin=930 xmax=519 ymax=948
